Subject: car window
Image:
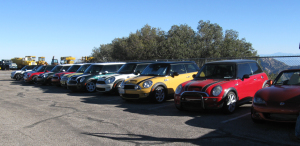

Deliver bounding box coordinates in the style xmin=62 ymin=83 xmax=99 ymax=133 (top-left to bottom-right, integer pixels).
xmin=102 ymin=65 xmax=118 ymax=73
xmin=237 ymin=63 xmax=252 ymax=79
xmin=135 ymin=64 xmax=149 ymax=73
xmin=249 ymin=62 xmax=263 ymax=74
xmin=117 ymin=64 xmax=135 ymax=74
xmin=169 ymin=64 xmax=186 ymax=75
xmin=141 ymin=64 xmax=168 ymax=76
xmin=274 ymin=71 xmax=300 ymax=85
xmin=77 ymin=64 xmax=91 ymax=73
xmin=196 ymin=64 xmax=235 ymax=79
xmin=185 ymin=64 xmax=199 ymax=73
xmin=117 ymin=65 xmax=124 ymax=70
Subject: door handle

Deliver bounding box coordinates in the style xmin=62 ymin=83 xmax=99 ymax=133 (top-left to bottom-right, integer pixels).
xmin=187 ymin=76 xmax=190 ymax=78
xmin=254 ymin=78 xmax=257 ymax=80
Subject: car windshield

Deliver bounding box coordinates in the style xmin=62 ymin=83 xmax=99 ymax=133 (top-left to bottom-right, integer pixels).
xmin=67 ymin=65 xmax=82 ymax=72
xmin=117 ymin=64 xmax=136 ymax=74
xmin=36 ymin=66 xmax=47 ymax=72
xmin=21 ymin=66 xmax=28 ymax=71
xmin=32 ymin=66 xmax=39 ymax=71
xmin=76 ymin=64 xmax=91 ymax=73
xmin=140 ymin=64 xmax=168 ymax=76
xmin=51 ymin=66 xmax=63 ymax=72
xmin=274 ymin=71 xmax=300 ymax=85
xmin=84 ymin=65 xmax=103 ymax=74
xmin=195 ymin=64 xmax=236 ymax=79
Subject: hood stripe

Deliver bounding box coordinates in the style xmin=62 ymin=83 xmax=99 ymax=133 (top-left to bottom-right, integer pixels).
xmin=201 ymin=81 xmax=222 ymax=92
xmin=184 ymin=81 xmax=197 ymax=91
xmin=137 ymin=77 xmax=156 ymax=85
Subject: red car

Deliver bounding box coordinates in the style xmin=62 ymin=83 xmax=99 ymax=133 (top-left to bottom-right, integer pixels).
xmin=251 ymin=69 xmax=300 ymax=123
xmin=174 ymin=60 xmax=268 ymax=114
xmin=51 ymin=64 xmax=84 ymax=86
xmin=24 ymin=65 xmax=56 ymax=83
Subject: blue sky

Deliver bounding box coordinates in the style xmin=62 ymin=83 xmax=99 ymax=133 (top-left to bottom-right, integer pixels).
xmin=1 ymin=0 xmax=300 ymax=63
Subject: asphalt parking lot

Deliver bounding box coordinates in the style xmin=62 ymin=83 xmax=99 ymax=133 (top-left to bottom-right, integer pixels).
xmin=1 ymin=71 xmax=299 ymax=145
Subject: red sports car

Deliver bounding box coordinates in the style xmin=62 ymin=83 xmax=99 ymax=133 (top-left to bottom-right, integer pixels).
xmin=174 ymin=60 xmax=269 ymax=114
xmin=251 ymin=69 xmax=300 ymax=123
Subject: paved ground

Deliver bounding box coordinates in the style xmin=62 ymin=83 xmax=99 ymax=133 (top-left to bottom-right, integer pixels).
xmin=1 ymin=70 xmax=300 ymax=145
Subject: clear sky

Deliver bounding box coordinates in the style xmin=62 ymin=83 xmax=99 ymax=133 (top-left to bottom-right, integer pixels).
xmin=1 ymin=0 xmax=299 ymax=63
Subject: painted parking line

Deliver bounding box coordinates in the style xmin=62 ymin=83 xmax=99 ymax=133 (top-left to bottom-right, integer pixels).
xmin=148 ymin=103 xmax=174 ymax=110
xmin=221 ymin=113 xmax=250 ymax=123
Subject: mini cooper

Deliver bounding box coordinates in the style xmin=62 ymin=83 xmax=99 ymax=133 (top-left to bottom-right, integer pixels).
xmin=11 ymin=65 xmax=38 ymax=80
xmin=36 ymin=64 xmax=71 ymax=85
xmin=251 ymin=69 xmax=300 ymax=123
xmin=51 ymin=64 xmax=84 ymax=86
xmin=119 ymin=61 xmax=199 ymax=103
xmin=174 ymin=60 xmax=268 ymax=114
xmin=60 ymin=63 xmax=92 ymax=87
xmin=24 ymin=65 xmax=56 ymax=83
xmin=67 ymin=62 xmax=125 ymax=92
xmin=96 ymin=62 xmax=152 ymax=94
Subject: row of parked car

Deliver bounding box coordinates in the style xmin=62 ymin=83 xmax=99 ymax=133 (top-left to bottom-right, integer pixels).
xmin=10 ymin=60 xmax=300 ymax=123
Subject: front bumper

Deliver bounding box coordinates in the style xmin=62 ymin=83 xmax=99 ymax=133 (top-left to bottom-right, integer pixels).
xmin=119 ymin=88 xmax=151 ymax=100
xmin=96 ymin=83 xmax=113 ymax=92
xmin=51 ymin=77 xmax=60 ymax=85
xmin=67 ymin=81 xmax=84 ymax=90
xmin=251 ymin=105 xmax=299 ymax=122
xmin=174 ymin=91 xmax=224 ymax=110
xmin=60 ymin=78 xmax=68 ymax=87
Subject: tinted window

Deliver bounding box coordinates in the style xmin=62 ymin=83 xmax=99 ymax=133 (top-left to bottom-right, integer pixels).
xmin=135 ymin=64 xmax=149 ymax=73
xmin=67 ymin=65 xmax=82 ymax=72
xmin=185 ymin=64 xmax=199 ymax=73
xmin=77 ymin=64 xmax=91 ymax=73
xmin=141 ymin=64 xmax=168 ymax=76
xmin=84 ymin=65 xmax=103 ymax=74
xmin=118 ymin=64 xmax=135 ymax=74
xmin=27 ymin=65 xmax=36 ymax=69
xmin=51 ymin=66 xmax=63 ymax=72
xmin=169 ymin=64 xmax=186 ymax=75
xmin=117 ymin=65 xmax=123 ymax=70
xmin=102 ymin=65 xmax=119 ymax=73
xmin=237 ymin=63 xmax=252 ymax=79
xmin=195 ymin=64 xmax=235 ymax=79
xmin=36 ymin=66 xmax=46 ymax=72
xmin=249 ymin=62 xmax=263 ymax=74
xmin=61 ymin=66 xmax=71 ymax=71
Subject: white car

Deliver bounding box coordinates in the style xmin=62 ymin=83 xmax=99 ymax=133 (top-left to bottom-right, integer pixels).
xmin=96 ymin=62 xmax=152 ymax=94
xmin=11 ymin=65 xmax=39 ymax=80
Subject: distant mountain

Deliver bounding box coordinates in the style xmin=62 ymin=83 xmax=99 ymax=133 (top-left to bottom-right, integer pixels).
xmin=260 ymin=52 xmax=300 ymax=57
xmin=259 ymin=58 xmax=300 ymax=74
xmin=259 ymin=52 xmax=300 ymax=66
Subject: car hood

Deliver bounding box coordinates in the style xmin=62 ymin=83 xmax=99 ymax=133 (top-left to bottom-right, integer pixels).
xmin=99 ymin=73 xmax=135 ymax=80
xmin=65 ymin=73 xmax=83 ymax=78
xmin=183 ymin=79 xmax=232 ymax=92
xmin=256 ymin=85 xmax=300 ymax=104
xmin=124 ymin=76 xmax=159 ymax=85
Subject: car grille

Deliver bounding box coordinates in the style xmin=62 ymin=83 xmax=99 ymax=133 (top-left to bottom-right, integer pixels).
xmin=97 ymin=81 xmax=105 ymax=84
xmin=122 ymin=94 xmax=139 ymax=98
xmin=263 ymin=113 xmax=298 ymax=121
xmin=68 ymin=81 xmax=77 ymax=84
xmin=187 ymin=86 xmax=202 ymax=91
xmin=124 ymin=85 xmax=135 ymax=89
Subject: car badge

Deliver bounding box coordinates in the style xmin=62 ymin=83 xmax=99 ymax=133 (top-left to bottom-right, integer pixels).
xmin=280 ymin=102 xmax=285 ymax=106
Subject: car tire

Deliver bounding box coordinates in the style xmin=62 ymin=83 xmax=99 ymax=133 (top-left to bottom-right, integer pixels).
xmin=86 ymin=81 xmax=96 ymax=92
xmin=223 ymin=91 xmax=237 ymax=114
xmin=32 ymin=76 xmax=38 ymax=84
xmin=152 ymin=86 xmax=166 ymax=103
xmin=113 ymin=81 xmax=122 ymax=95
xmin=15 ymin=74 xmax=20 ymax=80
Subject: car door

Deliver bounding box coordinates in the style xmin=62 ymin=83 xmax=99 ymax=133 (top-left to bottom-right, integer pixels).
xmin=167 ymin=64 xmax=188 ymax=94
xmin=236 ymin=63 xmax=256 ymax=100
xmin=249 ymin=62 xmax=265 ymax=91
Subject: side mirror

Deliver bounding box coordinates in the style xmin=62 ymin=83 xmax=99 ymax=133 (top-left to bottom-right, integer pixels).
xmin=266 ymin=80 xmax=273 ymax=86
xmin=172 ymin=72 xmax=179 ymax=77
xmin=192 ymin=74 xmax=196 ymax=78
xmin=134 ymin=71 xmax=141 ymax=75
xmin=242 ymin=74 xmax=250 ymax=81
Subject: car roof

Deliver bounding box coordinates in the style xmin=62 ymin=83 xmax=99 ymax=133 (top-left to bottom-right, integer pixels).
xmin=91 ymin=62 xmax=126 ymax=65
xmin=126 ymin=62 xmax=155 ymax=65
xmin=206 ymin=59 xmax=257 ymax=64
xmin=150 ymin=61 xmax=196 ymax=64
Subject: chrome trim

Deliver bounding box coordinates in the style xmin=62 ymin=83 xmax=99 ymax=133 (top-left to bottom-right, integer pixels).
xmin=180 ymin=91 xmax=208 ymax=109
xmin=180 ymin=91 xmax=209 ymax=97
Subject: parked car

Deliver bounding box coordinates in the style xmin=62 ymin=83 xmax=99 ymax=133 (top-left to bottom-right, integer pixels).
xmin=67 ymin=62 xmax=125 ymax=92
xmin=60 ymin=63 xmax=92 ymax=88
xmin=24 ymin=65 xmax=56 ymax=83
xmin=11 ymin=65 xmax=38 ymax=80
xmin=119 ymin=61 xmax=199 ymax=103
xmin=251 ymin=69 xmax=300 ymax=123
xmin=36 ymin=64 xmax=71 ymax=85
xmin=96 ymin=62 xmax=152 ymax=94
xmin=174 ymin=60 xmax=268 ymax=114
xmin=51 ymin=64 xmax=84 ymax=86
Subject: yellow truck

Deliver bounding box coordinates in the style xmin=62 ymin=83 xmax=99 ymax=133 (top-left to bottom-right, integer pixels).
xmin=36 ymin=57 xmax=48 ymax=65
xmin=81 ymin=56 xmax=94 ymax=63
xmin=11 ymin=56 xmax=37 ymax=69
xmin=61 ymin=56 xmax=76 ymax=64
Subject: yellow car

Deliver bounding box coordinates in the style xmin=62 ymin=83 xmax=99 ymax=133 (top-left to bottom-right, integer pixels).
xmin=119 ymin=61 xmax=199 ymax=103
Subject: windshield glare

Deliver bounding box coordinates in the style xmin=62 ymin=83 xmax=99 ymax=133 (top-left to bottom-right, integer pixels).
xmin=84 ymin=65 xmax=103 ymax=74
xmin=141 ymin=64 xmax=168 ymax=76
xmin=274 ymin=71 xmax=300 ymax=85
xmin=118 ymin=64 xmax=135 ymax=74
xmin=196 ymin=64 xmax=235 ymax=79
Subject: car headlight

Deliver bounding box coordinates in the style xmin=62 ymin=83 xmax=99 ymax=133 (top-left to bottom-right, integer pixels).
xmin=105 ymin=77 xmax=115 ymax=84
xmin=44 ymin=74 xmax=48 ymax=78
xmin=175 ymin=85 xmax=183 ymax=94
xmin=212 ymin=85 xmax=222 ymax=96
xmin=253 ymin=96 xmax=266 ymax=104
xmin=143 ymin=80 xmax=153 ymax=88
xmin=80 ymin=77 xmax=85 ymax=83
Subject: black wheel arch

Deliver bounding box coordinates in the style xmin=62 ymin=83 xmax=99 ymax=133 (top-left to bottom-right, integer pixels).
xmin=151 ymin=82 xmax=168 ymax=95
xmin=222 ymin=87 xmax=238 ymax=101
xmin=114 ymin=79 xmax=125 ymax=87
